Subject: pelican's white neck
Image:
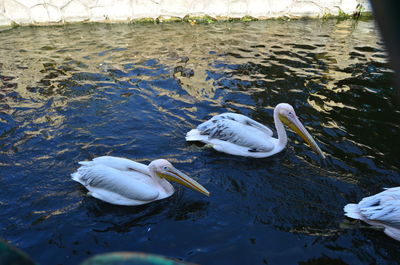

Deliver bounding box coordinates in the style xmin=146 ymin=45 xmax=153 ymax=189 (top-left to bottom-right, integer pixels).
xmin=148 ymin=162 xmax=160 ymax=179
xmin=273 ymin=106 xmax=288 ymax=152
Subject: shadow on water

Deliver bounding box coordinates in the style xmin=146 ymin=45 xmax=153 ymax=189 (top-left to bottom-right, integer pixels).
xmin=0 ymin=19 xmax=399 ymax=265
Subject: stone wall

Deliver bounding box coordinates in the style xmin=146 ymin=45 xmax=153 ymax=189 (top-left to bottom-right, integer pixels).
xmin=0 ymin=0 xmax=371 ymax=27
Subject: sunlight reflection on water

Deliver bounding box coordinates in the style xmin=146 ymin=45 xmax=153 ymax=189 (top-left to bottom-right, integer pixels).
xmin=0 ymin=19 xmax=399 ymax=265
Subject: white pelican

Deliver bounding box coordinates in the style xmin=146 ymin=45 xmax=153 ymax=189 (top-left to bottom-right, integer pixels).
xmin=71 ymin=156 xmax=209 ymax=206
xmin=344 ymin=187 xmax=400 ymax=241
xmin=186 ymin=103 xmax=325 ymax=158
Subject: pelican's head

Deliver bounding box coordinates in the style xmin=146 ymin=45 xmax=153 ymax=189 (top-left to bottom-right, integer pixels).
xmin=276 ymin=103 xmax=325 ymax=158
xmin=150 ymin=159 xmax=210 ymax=196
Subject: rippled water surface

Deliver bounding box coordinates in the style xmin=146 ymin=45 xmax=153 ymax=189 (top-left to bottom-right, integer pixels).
xmin=1 ymin=19 xmax=399 ymax=265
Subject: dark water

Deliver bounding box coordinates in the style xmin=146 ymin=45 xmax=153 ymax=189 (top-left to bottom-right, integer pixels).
xmin=0 ymin=19 xmax=399 ymax=265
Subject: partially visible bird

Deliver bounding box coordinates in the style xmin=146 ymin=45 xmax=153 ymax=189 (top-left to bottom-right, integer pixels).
xmin=71 ymin=156 xmax=209 ymax=206
xmin=344 ymin=187 xmax=400 ymax=241
xmin=186 ymin=103 xmax=325 ymax=158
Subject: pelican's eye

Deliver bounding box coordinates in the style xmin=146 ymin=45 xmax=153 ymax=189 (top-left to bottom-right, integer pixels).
xmin=163 ymin=166 xmax=169 ymax=171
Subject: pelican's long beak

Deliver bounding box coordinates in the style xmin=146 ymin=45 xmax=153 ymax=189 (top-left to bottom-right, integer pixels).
xmin=279 ymin=113 xmax=325 ymax=158
xmin=158 ymin=168 xmax=210 ymax=196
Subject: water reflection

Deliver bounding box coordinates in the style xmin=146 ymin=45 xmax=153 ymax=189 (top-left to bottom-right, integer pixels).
xmin=0 ymin=19 xmax=399 ymax=265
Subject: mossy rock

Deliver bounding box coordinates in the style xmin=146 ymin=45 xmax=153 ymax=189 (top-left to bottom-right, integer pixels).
xmin=337 ymin=9 xmax=352 ymax=19
xmin=156 ymin=16 xmax=183 ymax=23
xmin=10 ymin=21 xmax=20 ymax=28
xmin=80 ymin=252 xmax=196 ymax=265
xmin=355 ymin=12 xmax=373 ymax=21
xmin=240 ymin=16 xmax=258 ymax=22
xmin=183 ymin=15 xmax=216 ymax=24
xmin=131 ymin=18 xmax=156 ymax=24
xmin=214 ymin=16 xmax=230 ymax=21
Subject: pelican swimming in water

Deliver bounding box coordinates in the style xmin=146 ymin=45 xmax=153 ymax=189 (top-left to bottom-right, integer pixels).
xmin=344 ymin=187 xmax=400 ymax=241
xmin=71 ymin=156 xmax=209 ymax=206
xmin=186 ymin=103 xmax=325 ymax=158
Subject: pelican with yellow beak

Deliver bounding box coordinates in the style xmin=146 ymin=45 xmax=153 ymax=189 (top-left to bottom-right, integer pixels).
xmin=186 ymin=103 xmax=325 ymax=158
xmin=71 ymin=156 xmax=209 ymax=206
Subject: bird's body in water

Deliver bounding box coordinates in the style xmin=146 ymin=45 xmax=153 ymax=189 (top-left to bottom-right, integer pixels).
xmin=186 ymin=103 xmax=325 ymax=158
xmin=72 ymin=156 xmax=209 ymax=206
xmin=344 ymin=187 xmax=400 ymax=241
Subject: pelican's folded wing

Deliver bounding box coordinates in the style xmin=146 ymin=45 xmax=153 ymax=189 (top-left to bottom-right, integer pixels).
xmin=208 ymin=113 xmax=273 ymax=136
xmin=197 ymin=117 xmax=274 ymax=152
xmin=359 ymin=187 xmax=400 ymax=228
xmin=79 ymin=156 xmax=150 ymax=174
xmin=74 ymin=164 xmax=159 ymax=201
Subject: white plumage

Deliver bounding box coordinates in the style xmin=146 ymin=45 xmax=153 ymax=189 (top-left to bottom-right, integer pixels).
xmin=186 ymin=103 xmax=325 ymax=158
xmin=72 ymin=156 xmax=209 ymax=206
xmin=344 ymin=187 xmax=400 ymax=241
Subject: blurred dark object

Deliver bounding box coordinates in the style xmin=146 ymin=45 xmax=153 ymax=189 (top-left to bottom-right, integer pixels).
xmin=0 ymin=239 xmax=36 ymax=265
xmin=80 ymin=252 xmax=197 ymax=265
xmin=1 ymin=239 xmax=198 ymax=265
xmin=370 ymin=0 xmax=400 ymax=102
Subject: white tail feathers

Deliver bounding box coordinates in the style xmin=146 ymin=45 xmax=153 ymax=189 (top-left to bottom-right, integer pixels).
xmin=185 ymin=129 xmax=204 ymax=141
xmin=344 ymin=203 xmax=363 ymax=220
xmin=78 ymin=161 xmax=93 ymax=166
xmin=71 ymin=172 xmax=80 ymax=181
xmin=71 ymin=164 xmax=94 ymax=185
xmin=71 ymin=171 xmax=87 ymax=186
xmin=72 ymin=161 xmax=95 ymax=185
